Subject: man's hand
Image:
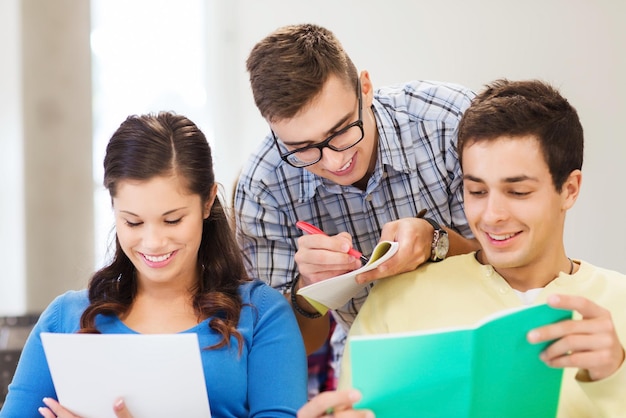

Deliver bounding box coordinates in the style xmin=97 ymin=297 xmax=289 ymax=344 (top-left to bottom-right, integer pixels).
xmin=298 ymin=389 xmax=374 ymax=418
xmin=295 ymin=232 xmax=362 ymax=286
xmin=292 ymin=232 xmax=357 ymax=353
xmin=527 ymin=294 xmax=625 ymax=381
xmin=355 ymin=217 xmax=433 ymax=284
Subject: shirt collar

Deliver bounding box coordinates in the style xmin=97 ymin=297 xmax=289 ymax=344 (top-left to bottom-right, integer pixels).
xmin=371 ymin=98 xmax=416 ymax=175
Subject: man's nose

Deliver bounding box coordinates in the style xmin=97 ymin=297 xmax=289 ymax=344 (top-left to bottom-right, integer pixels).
xmin=483 ymin=194 xmax=509 ymax=223
xmin=320 ymin=147 xmax=347 ymax=169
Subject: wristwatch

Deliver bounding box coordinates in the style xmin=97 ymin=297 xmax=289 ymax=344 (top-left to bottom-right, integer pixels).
xmin=423 ymin=218 xmax=449 ymax=262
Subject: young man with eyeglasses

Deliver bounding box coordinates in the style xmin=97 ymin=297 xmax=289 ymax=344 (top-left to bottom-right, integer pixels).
xmin=234 ymin=23 xmax=480 ymax=386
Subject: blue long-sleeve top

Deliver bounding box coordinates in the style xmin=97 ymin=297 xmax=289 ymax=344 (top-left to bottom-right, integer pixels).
xmin=0 ymin=280 xmax=307 ymax=417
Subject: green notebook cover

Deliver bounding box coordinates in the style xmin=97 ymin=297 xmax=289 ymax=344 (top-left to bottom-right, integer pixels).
xmin=350 ymin=303 xmax=572 ymax=418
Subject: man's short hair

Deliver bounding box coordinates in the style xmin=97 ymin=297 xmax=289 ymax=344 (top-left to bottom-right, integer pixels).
xmin=246 ymin=23 xmax=359 ymax=123
xmin=458 ymin=79 xmax=584 ymax=191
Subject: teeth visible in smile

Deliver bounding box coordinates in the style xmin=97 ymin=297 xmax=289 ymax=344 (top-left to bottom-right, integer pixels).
xmin=338 ymin=158 xmax=353 ymax=172
xmin=488 ymin=233 xmax=515 ymax=241
xmin=144 ymin=252 xmax=172 ymax=262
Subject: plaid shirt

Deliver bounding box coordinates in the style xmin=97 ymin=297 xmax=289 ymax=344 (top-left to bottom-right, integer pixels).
xmin=235 ymin=80 xmax=475 ymax=329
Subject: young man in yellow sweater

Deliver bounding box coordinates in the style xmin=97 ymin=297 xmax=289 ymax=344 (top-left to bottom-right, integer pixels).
xmin=331 ymin=79 xmax=625 ymax=418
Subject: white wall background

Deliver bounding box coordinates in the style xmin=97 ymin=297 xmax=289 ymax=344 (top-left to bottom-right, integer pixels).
xmin=210 ymin=0 xmax=626 ymax=273
xmin=1 ymin=0 xmax=625 ymax=314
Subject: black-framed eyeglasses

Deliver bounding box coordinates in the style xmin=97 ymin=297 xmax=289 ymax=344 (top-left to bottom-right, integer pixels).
xmin=271 ymin=80 xmax=364 ymax=168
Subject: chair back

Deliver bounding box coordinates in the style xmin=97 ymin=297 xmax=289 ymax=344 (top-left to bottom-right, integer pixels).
xmin=0 ymin=349 xmax=22 ymax=408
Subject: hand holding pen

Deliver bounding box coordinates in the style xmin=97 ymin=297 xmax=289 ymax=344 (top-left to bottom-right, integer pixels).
xmin=296 ymin=209 xmax=427 ymax=264
xmin=293 ymin=222 xmax=365 ymax=286
xmin=294 ymin=209 xmax=429 ymax=286
xmin=296 ymin=221 xmax=369 ymax=264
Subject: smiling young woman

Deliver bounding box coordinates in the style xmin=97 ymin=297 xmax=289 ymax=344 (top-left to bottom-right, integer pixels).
xmin=1 ymin=112 xmax=307 ymax=418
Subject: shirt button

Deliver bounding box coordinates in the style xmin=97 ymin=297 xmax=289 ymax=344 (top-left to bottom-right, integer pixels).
xmin=365 ymin=195 xmax=372 ymax=202
xmin=382 ymin=172 xmax=388 ymax=179
xmin=498 ymin=287 xmax=508 ymax=294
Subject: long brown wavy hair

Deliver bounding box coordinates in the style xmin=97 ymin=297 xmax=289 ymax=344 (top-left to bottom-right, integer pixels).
xmin=79 ymin=112 xmax=250 ymax=352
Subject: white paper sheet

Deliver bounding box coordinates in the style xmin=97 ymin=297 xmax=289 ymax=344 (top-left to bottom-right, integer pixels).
xmin=41 ymin=332 xmax=211 ymax=418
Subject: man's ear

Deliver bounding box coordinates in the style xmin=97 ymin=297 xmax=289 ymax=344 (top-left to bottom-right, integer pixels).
xmin=204 ymin=184 xmax=218 ymax=219
xmin=359 ymin=70 xmax=374 ymax=108
xmin=562 ymin=169 xmax=582 ymax=210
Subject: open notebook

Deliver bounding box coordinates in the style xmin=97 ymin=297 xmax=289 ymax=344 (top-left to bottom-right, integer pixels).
xmin=297 ymin=240 xmax=399 ymax=313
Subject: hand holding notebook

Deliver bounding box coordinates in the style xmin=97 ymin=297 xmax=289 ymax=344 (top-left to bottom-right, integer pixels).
xmin=294 ymin=210 xmax=426 ymax=314
xmin=296 ymin=240 xmax=399 ymax=313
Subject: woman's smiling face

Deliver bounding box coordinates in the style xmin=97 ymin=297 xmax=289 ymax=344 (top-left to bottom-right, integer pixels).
xmin=113 ymin=174 xmax=213 ymax=288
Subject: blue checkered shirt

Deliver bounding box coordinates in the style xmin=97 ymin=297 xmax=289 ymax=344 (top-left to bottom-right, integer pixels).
xmin=235 ymin=79 xmax=475 ymax=329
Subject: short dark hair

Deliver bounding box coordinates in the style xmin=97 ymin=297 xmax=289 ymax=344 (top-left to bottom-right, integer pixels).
xmin=246 ymin=23 xmax=359 ymax=122
xmin=458 ymin=79 xmax=584 ymax=191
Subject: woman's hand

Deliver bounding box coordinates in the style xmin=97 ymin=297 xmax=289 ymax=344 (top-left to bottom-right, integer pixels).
xmin=297 ymin=390 xmax=374 ymax=418
xmin=38 ymin=397 xmax=134 ymax=418
xmin=111 ymin=398 xmax=134 ymax=418
xmin=38 ymin=398 xmax=79 ymax=418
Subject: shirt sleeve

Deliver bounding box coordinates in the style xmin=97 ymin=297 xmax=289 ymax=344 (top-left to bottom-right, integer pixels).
xmin=235 ymin=170 xmax=300 ymax=293
xmin=576 ymin=358 xmax=626 ymax=416
xmin=443 ymin=87 xmax=474 ymax=238
xmin=246 ymin=282 xmax=308 ymax=417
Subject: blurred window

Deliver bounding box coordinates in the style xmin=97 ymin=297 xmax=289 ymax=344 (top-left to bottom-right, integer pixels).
xmin=90 ymin=0 xmax=210 ymax=267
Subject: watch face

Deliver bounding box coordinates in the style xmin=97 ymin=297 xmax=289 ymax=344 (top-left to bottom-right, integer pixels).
xmin=434 ymin=233 xmax=450 ymax=259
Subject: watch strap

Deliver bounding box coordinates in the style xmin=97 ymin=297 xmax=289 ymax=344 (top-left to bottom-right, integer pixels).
xmin=423 ymin=217 xmax=442 ymax=233
xmin=423 ymin=217 xmax=448 ymax=262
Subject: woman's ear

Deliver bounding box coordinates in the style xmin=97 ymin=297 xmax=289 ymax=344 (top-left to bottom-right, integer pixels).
xmin=204 ymin=184 xmax=218 ymax=219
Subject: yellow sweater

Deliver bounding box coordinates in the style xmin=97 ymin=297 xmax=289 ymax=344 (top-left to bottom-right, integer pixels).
xmin=339 ymin=253 xmax=626 ymax=417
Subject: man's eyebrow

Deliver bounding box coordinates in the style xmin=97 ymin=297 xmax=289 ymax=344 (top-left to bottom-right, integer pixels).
xmin=502 ymin=175 xmax=538 ymax=183
xmin=463 ymin=174 xmax=484 ymax=183
xmin=324 ymin=112 xmax=353 ymax=137
xmin=463 ymin=174 xmax=538 ymax=183
xmin=281 ymin=110 xmax=354 ymax=147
